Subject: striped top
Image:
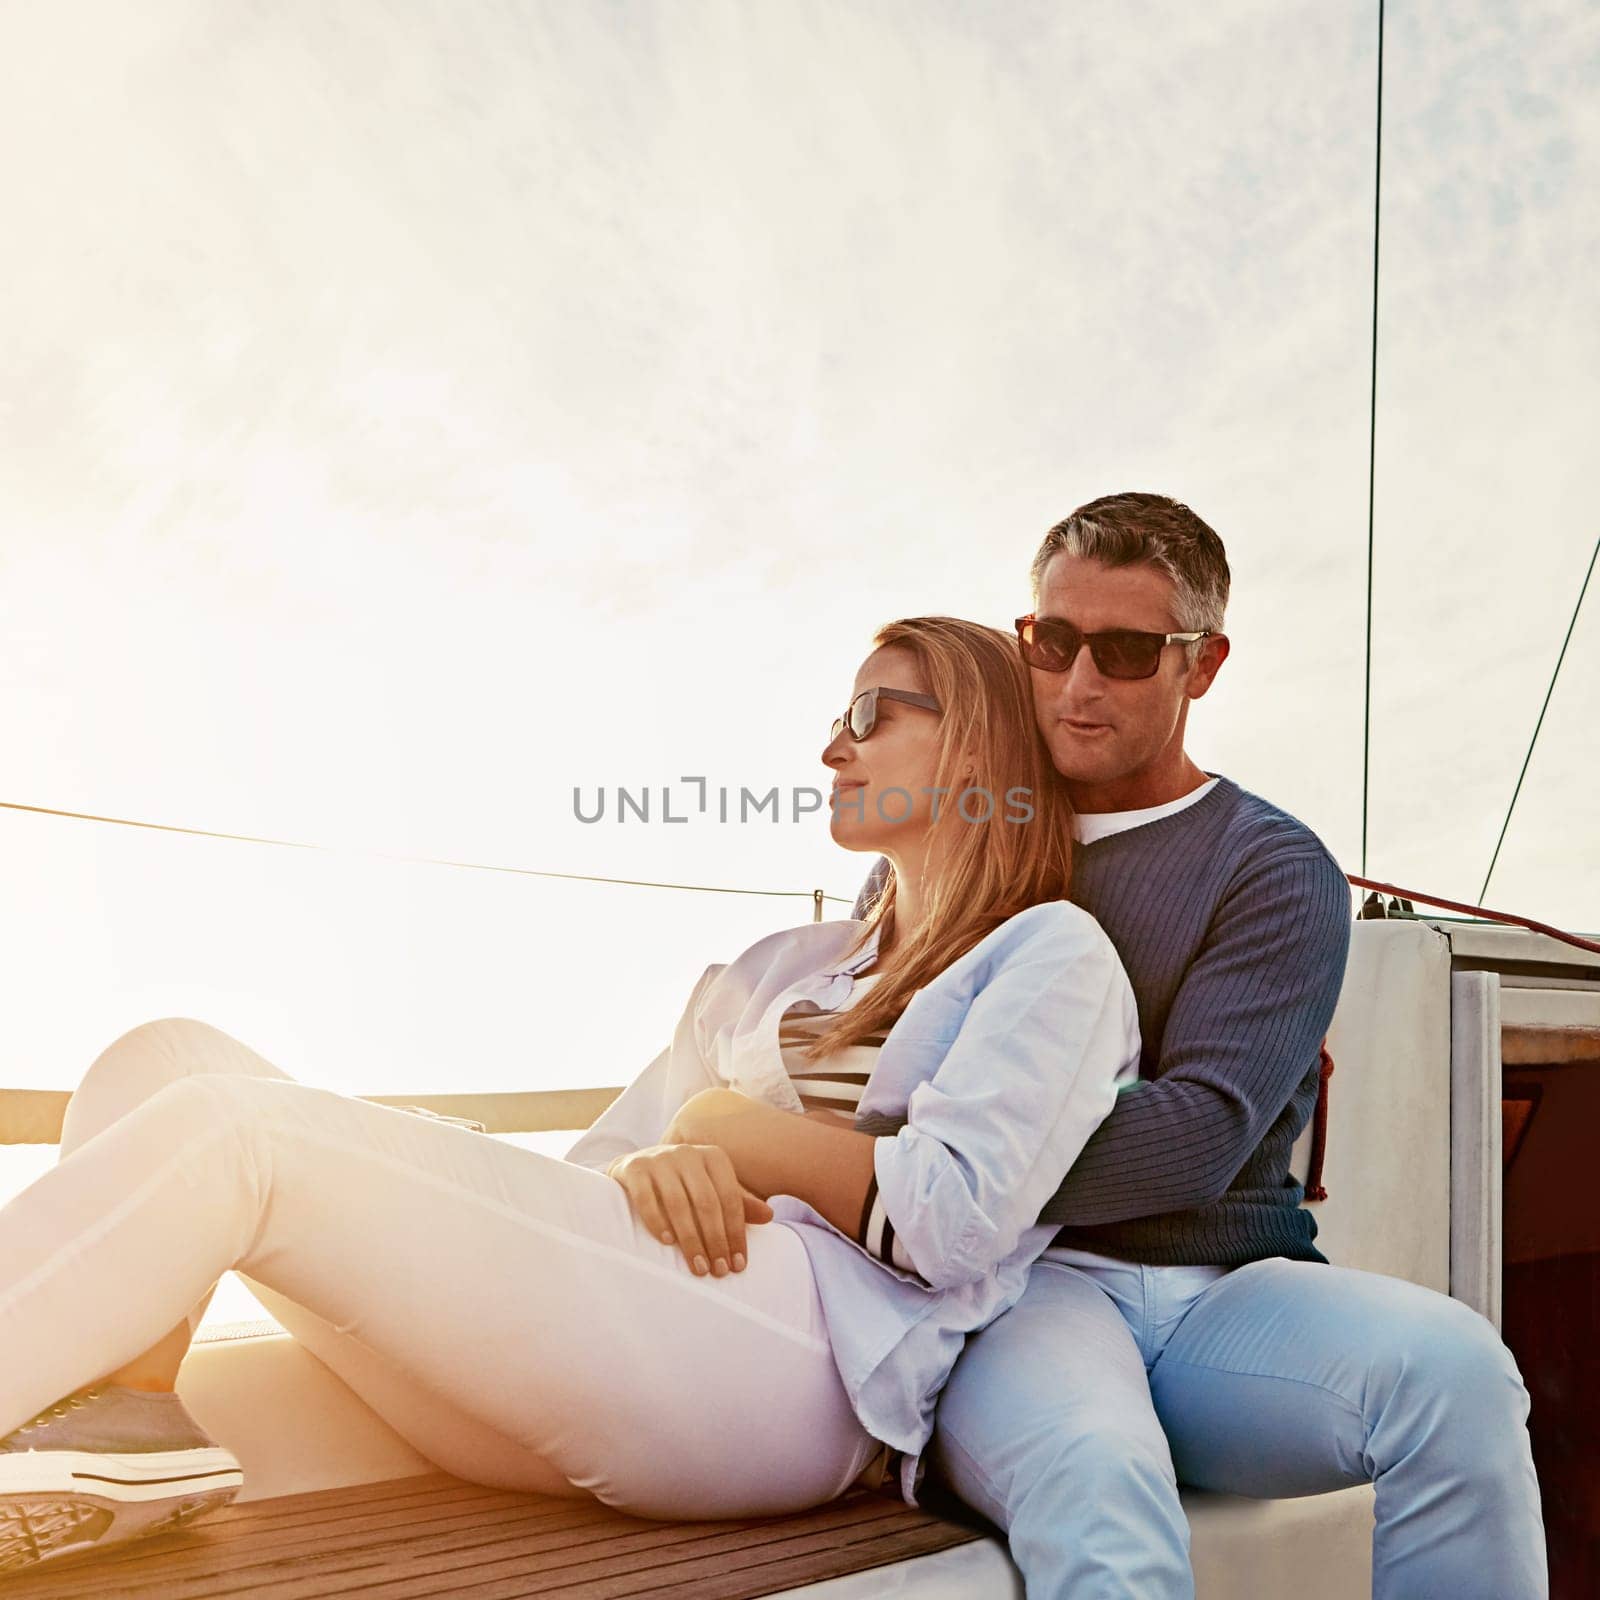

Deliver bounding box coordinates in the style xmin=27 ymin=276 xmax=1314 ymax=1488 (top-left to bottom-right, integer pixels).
xmin=778 ymin=973 xmax=885 ymax=1118
xmin=778 ymin=973 xmax=918 ymax=1277
xmin=780 ymin=966 xmax=921 ymax=1280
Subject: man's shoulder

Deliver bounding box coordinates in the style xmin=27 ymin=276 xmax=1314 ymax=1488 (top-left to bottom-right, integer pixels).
xmin=1089 ymin=777 xmax=1348 ymax=931
xmin=1191 ymin=781 xmax=1352 ymax=954
xmin=1152 ymin=771 xmax=1337 ymax=876
xmin=1195 ymin=777 xmax=1344 ymax=876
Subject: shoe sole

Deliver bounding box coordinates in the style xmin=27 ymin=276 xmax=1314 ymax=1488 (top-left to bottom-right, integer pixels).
xmin=0 ymin=1450 xmax=242 ymax=1573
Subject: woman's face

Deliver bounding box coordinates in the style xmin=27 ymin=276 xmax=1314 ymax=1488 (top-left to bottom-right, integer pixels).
xmin=821 ymin=645 xmax=947 ymax=856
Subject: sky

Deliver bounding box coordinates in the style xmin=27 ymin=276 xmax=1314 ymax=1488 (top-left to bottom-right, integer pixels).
xmin=1 ymin=0 xmax=1596 ymax=1134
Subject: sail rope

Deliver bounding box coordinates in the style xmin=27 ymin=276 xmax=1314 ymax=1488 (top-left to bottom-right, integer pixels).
xmin=4 ymin=798 xmax=1594 ymax=951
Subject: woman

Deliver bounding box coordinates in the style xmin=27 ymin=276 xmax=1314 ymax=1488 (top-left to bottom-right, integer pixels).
xmin=0 ymin=616 xmax=1139 ymax=1575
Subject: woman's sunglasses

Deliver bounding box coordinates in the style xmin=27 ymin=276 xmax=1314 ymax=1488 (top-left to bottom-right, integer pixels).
xmin=830 ymin=686 xmax=941 ymax=742
xmin=1014 ymin=615 xmax=1212 ymax=681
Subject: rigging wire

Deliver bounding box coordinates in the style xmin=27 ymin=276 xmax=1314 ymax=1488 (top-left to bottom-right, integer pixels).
xmin=0 ymin=800 xmax=855 ymax=907
xmin=1356 ymin=0 xmax=1593 ymax=921
xmin=1361 ymin=0 xmax=1385 ymax=877
xmin=1478 ymin=531 xmax=1600 ymax=903
xmin=4 ymin=799 xmax=1595 ymax=950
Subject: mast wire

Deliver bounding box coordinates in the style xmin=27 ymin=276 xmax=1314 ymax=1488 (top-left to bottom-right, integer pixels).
xmin=1361 ymin=0 xmax=1385 ymax=877
xmin=1478 ymin=531 xmax=1600 ymax=902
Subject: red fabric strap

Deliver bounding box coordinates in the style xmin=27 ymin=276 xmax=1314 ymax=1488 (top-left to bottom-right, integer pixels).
xmin=1304 ymin=1043 xmax=1335 ymax=1203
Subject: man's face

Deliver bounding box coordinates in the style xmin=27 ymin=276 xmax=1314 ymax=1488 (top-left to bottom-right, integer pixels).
xmin=1029 ymin=553 xmax=1227 ymax=800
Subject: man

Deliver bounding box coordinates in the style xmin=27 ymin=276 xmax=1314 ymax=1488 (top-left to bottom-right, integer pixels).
xmin=853 ymin=494 xmax=1545 ymax=1599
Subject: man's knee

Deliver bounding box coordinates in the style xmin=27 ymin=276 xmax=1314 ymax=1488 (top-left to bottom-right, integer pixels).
xmin=939 ymin=1398 xmax=1177 ymax=1527
xmin=1371 ymin=1289 xmax=1531 ymax=1440
xmin=1044 ymin=1418 xmax=1178 ymax=1496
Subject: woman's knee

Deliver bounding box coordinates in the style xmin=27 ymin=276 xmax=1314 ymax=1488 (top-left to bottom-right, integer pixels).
xmin=63 ymin=1018 xmax=239 ymax=1151
xmin=90 ymin=1016 xmax=240 ymax=1081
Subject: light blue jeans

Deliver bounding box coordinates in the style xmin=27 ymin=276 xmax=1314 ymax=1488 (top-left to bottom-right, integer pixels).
xmin=928 ymin=1250 xmax=1548 ymax=1599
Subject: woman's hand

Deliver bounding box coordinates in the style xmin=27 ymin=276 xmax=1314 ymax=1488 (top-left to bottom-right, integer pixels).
xmin=606 ymin=1142 xmax=773 ymax=1277
xmin=658 ymin=1086 xmax=879 ymax=1249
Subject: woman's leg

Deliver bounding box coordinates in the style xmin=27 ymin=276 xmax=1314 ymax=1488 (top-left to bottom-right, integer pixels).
xmin=5 ymin=1030 xmax=873 ymax=1518
xmin=239 ymin=1284 xmax=588 ymax=1497
xmin=56 ymin=1019 xmax=297 ymax=1390
xmin=46 ymin=1019 xmax=583 ymax=1502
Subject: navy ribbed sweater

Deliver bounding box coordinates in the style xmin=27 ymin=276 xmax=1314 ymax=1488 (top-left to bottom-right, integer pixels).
xmin=852 ymin=777 xmax=1352 ymax=1267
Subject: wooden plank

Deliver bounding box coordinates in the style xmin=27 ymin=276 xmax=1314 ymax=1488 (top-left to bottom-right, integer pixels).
xmin=288 ymin=1497 xmax=916 ymax=1600
xmin=10 ymin=1489 xmax=626 ymax=1597
xmin=42 ymin=1490 xmax=613 ymax=1593
xmin=4 ymin=1475 xmax=977 ymax=1600
xmin=0 ymin=1088 xmax=68 ymax=1144
xmin=363 ymin=1089 xmax=622 ymax=1134
xmin=502 ymin=1508 xmax=973 ymax=1600
xmin=1501 ymin=1023 xmax=1600 ymax=1065
xmin=569 ymin=1521 xmax=982 ymax=1599
xmin=0 ymin=1477 xmax=517 ymax=1593
xmin=171 ymin=1494 xmax=908 ymax=1600
xmin=0 ymin=1087 xmax=622 ymax=1146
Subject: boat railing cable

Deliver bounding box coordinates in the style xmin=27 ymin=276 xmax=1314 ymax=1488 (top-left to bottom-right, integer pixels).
xmin=1477 ymin=531 xmax=1599 ymax=903
xmin=1348 ymin=874 xmax=1600 ymax=957
xmin=0 ymin=800 xmax=854 ymax=916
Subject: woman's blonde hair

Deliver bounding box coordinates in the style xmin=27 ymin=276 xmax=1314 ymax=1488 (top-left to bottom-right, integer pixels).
xmin=804 ymin=615 xmax=1074 ymax=1060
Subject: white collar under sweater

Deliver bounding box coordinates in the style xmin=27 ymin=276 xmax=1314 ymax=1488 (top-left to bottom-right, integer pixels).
xmin=1072 ymin=775 xmax=1220 ymax=846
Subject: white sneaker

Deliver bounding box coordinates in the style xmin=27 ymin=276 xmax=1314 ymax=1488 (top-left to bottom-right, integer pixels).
xmin=0 ymin=1385 xmax=242 ymax=1573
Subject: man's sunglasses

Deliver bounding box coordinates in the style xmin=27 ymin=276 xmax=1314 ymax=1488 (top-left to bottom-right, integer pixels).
xmin=1014 ymin=615 xmax=1212 ymax=681
xmin=830 ymin=686 xmax=942 ymax=742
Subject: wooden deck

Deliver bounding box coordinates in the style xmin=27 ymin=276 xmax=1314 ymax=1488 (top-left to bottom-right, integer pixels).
xmin=4 ymin=1472 xmax=983 ymax=1599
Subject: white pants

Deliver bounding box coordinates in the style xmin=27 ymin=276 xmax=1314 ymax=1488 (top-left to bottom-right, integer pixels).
xmin=0 ymin=1019 xmax=876 ymax=1518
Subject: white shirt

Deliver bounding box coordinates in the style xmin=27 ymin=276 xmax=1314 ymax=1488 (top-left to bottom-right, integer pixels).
xmin=566 ymin=904 xmax=1141 ymax=1502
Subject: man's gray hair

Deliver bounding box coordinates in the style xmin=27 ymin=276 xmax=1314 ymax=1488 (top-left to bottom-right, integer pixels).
xmin=1029 ymin=492 xmax=1231 ymax=633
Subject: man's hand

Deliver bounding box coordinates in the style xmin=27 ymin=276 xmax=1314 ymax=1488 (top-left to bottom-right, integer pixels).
xmin=606 ymin=1141 xmax=773 ymax=1277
